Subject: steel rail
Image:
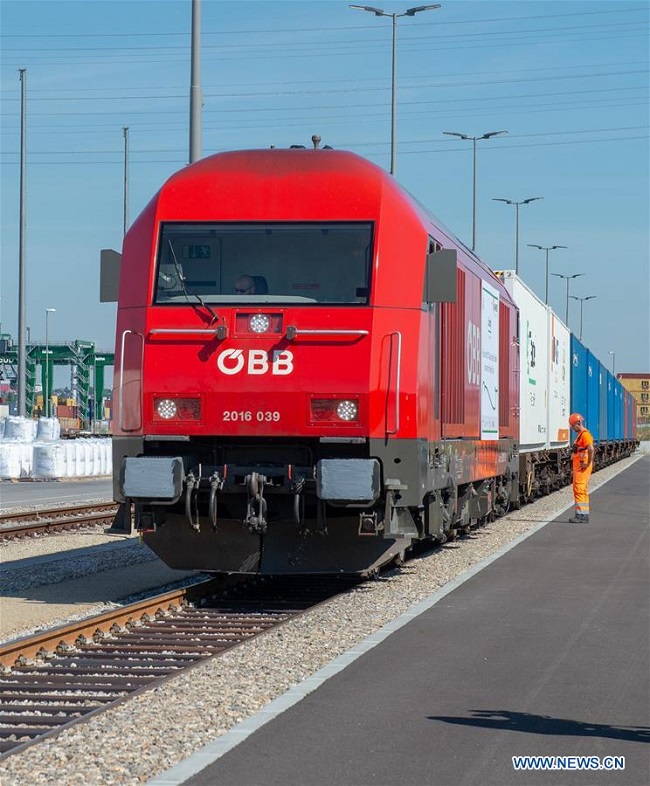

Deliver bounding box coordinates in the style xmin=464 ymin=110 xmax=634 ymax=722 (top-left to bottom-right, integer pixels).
xmin=0 ymin=580 xmax=216 ymax=670
xmin=0 ymin=503 xmax=119 ymax=541
xmin=0 ymin=502 xmax=117 ymax=526
xmin=0 ymin=574 xmax=361 ymax=758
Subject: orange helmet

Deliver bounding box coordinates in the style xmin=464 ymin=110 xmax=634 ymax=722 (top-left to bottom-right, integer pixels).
xmin=569 ymin=413 xmax=583 ymax=427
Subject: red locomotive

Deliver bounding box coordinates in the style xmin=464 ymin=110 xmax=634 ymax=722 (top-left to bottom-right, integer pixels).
xmin=110 ymin=147 xmax=530 ymax=574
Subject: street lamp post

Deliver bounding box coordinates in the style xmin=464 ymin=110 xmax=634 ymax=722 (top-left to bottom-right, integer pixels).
xmin=443 ymin=130 xmax=507 ymax=251
xmin=492 ymin=197 xmax=543 ymax=274
xmin=569 ymin=295 xmax=597 ymax=341
xmin=527 ymin=244 xmax=568 ymax=304
xmin=551 ymin=273 xmax=584 ymax=324
xmin=609 ymin=350 xmax=616 ymax=376
xmin=350 ymin=4 xmax=441 ymax=177
xmin=44 ymin=308 xmax=56 ymax=418
xmin=123 ymin=126 xmax=130 ymax=236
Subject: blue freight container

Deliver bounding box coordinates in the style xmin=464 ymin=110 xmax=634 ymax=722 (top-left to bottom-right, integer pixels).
xmin=586 ymin=351 xmax=600 ymax=441
xmin=606 ymin=371 xmax=616 ymax=442
xmin=598 ymin=362 xmax=608 ymax=443
xmin=614 ymin=379 xmax=624 ymax=440
xmin=570 ymin=336 xmax=588 ymax=424
xmin=625 ymin=391 xmax=636 ymax=439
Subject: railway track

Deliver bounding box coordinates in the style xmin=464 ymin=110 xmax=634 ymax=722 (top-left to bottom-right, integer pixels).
xmin=0 ymin=573 xmax=361 ymax=758
xmin=0 ymin=503 xmax=120 ymax=540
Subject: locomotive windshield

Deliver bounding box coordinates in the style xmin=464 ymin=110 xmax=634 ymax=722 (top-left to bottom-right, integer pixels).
xmin=154 ymin=222 xmax=373 ymax=305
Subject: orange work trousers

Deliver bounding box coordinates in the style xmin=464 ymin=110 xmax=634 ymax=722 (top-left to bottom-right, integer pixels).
xmin=572 ymin=459 xmax=592 ymax=516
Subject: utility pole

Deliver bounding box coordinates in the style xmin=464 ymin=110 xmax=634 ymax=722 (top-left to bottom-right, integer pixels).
xmin=18 ymin=68 xmax=27 ymax=416
xmin=44 ymin=308 xmax=55 ymax=418
xmin=189 ymin=0 xmax=202 ymax=163
xmin=123 ymin=126 xmax=129 ymax=236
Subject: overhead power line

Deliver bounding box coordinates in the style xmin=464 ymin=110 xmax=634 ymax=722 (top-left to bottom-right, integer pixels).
xmin=1 ymin=4 xmax=644 ymax=38
xmin=2 ymin=19 xmax=646 ymax=52
xmin=1 ymin=69 xmax=646 ymax=118
xmin=1 ymin=133 xmax=648 ymax=167
xmin=17 ymin=59 xmax=650 ymax=92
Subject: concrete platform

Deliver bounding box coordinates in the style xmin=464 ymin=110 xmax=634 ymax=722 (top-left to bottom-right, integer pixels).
xmin=151 ymin=456 xmax=650 ymax=786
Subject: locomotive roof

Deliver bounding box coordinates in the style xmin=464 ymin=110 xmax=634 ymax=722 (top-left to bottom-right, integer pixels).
xmin=156 ymin=148 xmax=511 ymax=301
xmin=163 ymin=148 xmax=388 ymax=201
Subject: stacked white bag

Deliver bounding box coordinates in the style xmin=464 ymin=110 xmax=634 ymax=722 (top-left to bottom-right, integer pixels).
xmin=4 ymin=415 xmax=37 ymax=441
xmin=0 ymin=416 xmax=112 ymax=480
xmin=0 ymin=416 xmax=36 ymax=478
xmin=32 ymin=441 xmax=68 ymax=479
xmin=36 ymin=417 xmax=61 ymax=441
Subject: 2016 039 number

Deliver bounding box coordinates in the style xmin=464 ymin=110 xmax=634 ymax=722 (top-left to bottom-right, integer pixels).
xmin=223 ymin=411 xmax=280 ymax=422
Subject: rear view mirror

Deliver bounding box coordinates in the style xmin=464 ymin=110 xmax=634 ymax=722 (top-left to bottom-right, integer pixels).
xmin=100 ymin=249 xmax=122 ymax=303
xmin=424 ymin=249 xmax=457 ymax=304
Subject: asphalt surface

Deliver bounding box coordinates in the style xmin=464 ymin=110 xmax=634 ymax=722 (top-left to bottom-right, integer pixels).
xmin=0 ymin=478 xmax=113 ymax=510
xmin=165 ymin=456 xmax=649 ymax=786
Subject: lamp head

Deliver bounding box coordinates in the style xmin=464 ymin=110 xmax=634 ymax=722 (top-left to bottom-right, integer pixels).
xmin=349 ymin=4 xmax=385 ymax=15
xmin=405 ymin=4 xmax=441 ymax=15
xmin=481 ymin=130 xmax=508 ymax=139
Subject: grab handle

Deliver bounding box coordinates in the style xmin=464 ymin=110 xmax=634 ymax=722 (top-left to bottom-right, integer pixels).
xmin=385 ymin=331 xmax=402 ymax=436
xmin=118 ymin=329 xmax=144 ymax=431
xmin=285 ymin=327 xmax=368 ymax=340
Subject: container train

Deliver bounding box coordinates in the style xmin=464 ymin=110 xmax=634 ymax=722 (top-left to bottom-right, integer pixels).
xmin=110 ymin=147 xmax=637 ymax=575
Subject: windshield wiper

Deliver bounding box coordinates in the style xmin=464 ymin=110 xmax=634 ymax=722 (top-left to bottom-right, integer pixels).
xmin=167 ymin=240 xmax=219 ymax=325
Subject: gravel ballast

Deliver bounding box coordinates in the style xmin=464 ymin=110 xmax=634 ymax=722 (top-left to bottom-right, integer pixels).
xmin=0 ymin=452 xmax=644 ymax=786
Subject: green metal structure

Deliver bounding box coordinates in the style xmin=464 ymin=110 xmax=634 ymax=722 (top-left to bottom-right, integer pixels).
xmin=0 ymin=335 xmax=114 ymax=428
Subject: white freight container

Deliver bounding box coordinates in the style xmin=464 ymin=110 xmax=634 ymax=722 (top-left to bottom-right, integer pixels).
xmin=547 ymin=311 xmax=571 ymax=448
xmin=497 ymin=271 xmax=549 ymax=452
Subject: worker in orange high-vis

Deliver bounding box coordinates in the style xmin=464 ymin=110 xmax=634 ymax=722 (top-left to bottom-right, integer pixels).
xmin=568 ymin=413 xmax=594 ymax=523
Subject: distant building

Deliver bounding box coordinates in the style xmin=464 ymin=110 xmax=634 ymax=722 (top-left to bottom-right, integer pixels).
xmin=617 ymin=373 xmax=650 ymax=423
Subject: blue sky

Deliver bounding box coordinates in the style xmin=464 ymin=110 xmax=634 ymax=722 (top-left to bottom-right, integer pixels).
xmin=1 ymin=0 xmax=648 ymax=385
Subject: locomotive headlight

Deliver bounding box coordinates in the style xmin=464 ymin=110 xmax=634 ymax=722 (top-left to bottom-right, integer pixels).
xmin=249 ymin=313 xmax=271 ymax=333
xmin=311 ymin=397 xmax=360 ymax=424
xmin=153 ymin=397 xmax=202 ymax=421
xmin=156 ymin=398 xmax=177 ymax=419
xmin=336 ymin=400 xmax=358 ymax=421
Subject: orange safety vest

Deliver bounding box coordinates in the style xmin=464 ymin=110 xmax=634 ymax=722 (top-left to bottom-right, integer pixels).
xmin=572 ymin=428 xmax=594 ymax=470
